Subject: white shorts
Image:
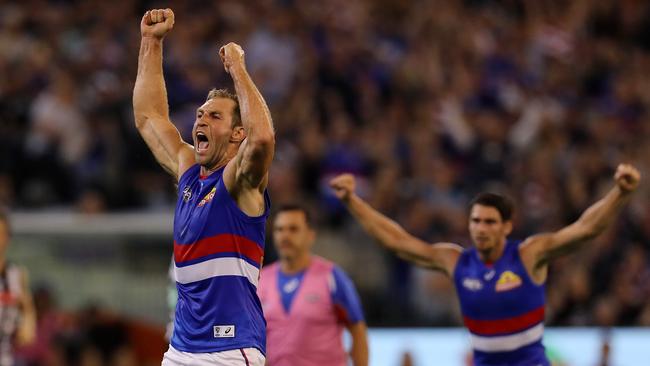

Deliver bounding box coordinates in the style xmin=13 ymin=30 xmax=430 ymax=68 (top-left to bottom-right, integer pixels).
xmin=162 ymin=345 xmax=265 ymax=366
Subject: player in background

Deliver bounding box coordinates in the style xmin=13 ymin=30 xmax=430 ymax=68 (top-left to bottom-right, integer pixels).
xmin=133 ymin=8 xmax=274 ymax=366
xmin=0 ymin=211 xmax=36 ymax=366
xmin=330 ymin=164 xmax=640 ymax=366
xmin=258 ymin=204 xmax=368 ymax=366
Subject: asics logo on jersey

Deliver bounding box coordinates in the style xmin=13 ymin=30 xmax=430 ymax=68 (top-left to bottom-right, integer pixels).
xmin=214 ymin=325 xmax=235 ymax=338
xmin=484 ymin=269 xmax=496 ymax=281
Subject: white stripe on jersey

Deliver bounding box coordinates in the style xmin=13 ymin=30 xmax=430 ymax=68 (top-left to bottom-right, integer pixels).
xmin=174 ymin=257 xmax=260 ymax=287
xmin=470 ymin=323 xmax=544 ymax=352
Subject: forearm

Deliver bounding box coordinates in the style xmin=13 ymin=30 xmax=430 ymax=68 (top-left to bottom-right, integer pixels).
xmin=350 ymin=339 xmax=369 ymax=366
xmin=577 ymin=186 xmax=630 ymax=237
xmin=229 ymin=65 xmax=274 ymax=141
xmin=349 ymin=324 xmax=369 ymax=366
xmin=345 ymin=194 xmax=410 ymax=253
xmin=17 ymin=302 xmax=36 ymax=345
xmin=133 ymin=37 xmax=169 ymax=123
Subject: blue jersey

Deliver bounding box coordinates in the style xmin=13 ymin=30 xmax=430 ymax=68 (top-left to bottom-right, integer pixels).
xmin=454 ymin=240 xmax=549 ymax=366
xmin=171 ymin=164 xmax=270 ymax=354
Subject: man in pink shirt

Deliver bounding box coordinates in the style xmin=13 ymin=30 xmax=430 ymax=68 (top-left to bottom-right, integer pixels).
xmin=259 ymin=204 xmax=368 ymax=366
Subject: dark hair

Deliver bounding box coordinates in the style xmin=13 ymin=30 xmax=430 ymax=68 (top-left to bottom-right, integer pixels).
xmin=274 ymin=204 xmax=312 ymax=227
xmin=469 ymin=192 xmax=514 ymax=222
xmin=206 ymin=88 xmax=242 ymax=128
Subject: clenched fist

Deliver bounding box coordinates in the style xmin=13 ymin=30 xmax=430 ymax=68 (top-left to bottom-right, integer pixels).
xmin=141 ymin=8 xmax=175 ymax=39
xmin=614 ymin=164 xmax=641 ymax=194
xmin=329 ymin=174 xmax=356 ymax=202
xmin=219 ymin=42 xmax=245 ymax=74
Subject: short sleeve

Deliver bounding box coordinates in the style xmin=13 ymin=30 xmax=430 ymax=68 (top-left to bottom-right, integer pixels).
xmin=329 ymin=266 xmax=365 ymax=325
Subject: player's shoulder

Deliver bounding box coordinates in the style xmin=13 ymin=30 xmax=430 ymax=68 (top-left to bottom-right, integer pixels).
xmin=435 ymin=242 xmax=465 ymax=255
xmin=328 ymin=263 xmax=355 ymax=285
xmin=517 ymin=233 xmax=553 ymax=254
xmin=178 ymin=163 xmax=201 ymax=183
xmin=453 ymin=243 xmax=472 ymax=258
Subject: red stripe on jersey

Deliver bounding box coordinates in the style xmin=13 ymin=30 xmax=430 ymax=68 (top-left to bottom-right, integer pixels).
xmin=463 ymin=306 xmax=544 ymax=336
xmin=174 ymin=234 xmax=264 ymax=266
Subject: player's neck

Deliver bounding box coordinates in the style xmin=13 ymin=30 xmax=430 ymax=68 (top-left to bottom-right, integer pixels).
xmin=200 ymin=156 xmax=231 ymax=176
xmin=479 ymin=239 xmax=506 ymax=264
xmin=200 ymin=148 xmax=238 ymax=176
xmin=281 ymin=254 xmax=311 ymax=274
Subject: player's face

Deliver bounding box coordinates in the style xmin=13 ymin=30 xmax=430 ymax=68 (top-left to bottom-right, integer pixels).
xmin=273 ymin=211 xmax=315 ymax=261
xmin=468 ymin=204 xmax=512 ymax=252
xmin=193 ymin=97 xmax=240 ymax=167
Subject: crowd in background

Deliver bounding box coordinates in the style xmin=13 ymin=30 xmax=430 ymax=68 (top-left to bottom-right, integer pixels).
xmin=14 ymin=286 xmax=165 ymax=366
xmin=2 ymin=1 xmax=650 ymax=362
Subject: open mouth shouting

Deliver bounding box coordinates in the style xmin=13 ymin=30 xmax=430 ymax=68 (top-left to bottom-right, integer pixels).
xmin=196 ymin=131 xmax=210 ymax=154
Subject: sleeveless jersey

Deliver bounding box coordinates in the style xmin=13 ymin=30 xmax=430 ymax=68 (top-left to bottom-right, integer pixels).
xmin=454 ymin=240 xmax=549 ymax=366
xmin=0 ymin=264 xmax=23 ymax=366
xmin=172 ymin=164 xmax=270 ymax=354
xmin=259 ymin=256 xmax=358 ymax=366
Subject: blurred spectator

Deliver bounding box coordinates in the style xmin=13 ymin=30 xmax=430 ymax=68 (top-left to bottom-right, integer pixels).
xmin=1 ymin=0 xmax=649 ymax=331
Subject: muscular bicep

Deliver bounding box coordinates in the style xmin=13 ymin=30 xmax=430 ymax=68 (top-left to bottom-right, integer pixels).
xmin=234 ymin=135 xmax=274 ymax=190
xmin=136 ymin=116 xmax=194 ymax=179
xmin=396 ymin=237 xmax=462 ymax=276
xmin=522 ymin=222 xmax=594 ymax=269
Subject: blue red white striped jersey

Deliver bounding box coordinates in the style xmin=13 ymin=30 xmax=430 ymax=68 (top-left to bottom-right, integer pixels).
xmin=171 ymin=164 xmax=270 ymax=354
xmin=454 ymin=240 xmax=550 ymax=366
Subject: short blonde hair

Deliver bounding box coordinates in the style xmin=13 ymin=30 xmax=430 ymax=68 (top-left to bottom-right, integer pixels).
xmin=206 ymin=88 xmax=241 ymax=128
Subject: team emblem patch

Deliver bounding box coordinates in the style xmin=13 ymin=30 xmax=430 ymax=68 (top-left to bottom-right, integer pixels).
xmin=495 ymin=271 xmax=522 ymax=292
xmin=198 ymin=187 xmax=216 ymax=207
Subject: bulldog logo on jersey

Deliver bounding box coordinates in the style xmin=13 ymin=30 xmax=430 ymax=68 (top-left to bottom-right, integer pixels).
xmin=198 ymin=187 xmax=216 ymax=207
xmin=495 ymin=271 xmax=522 ymax=292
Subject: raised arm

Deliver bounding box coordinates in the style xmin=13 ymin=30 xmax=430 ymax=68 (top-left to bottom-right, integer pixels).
xmin=220 ymin=43 xmax=275 ymax=191
xmin=330 ymin=174 xmax=462 ymax=276
xmin=133 ymin=8 xmax=193 ymax=179
xmin=16 ymin=267 xmax=36 ymax=346
xmin=520 ymin=164 xmax=641 ymax=282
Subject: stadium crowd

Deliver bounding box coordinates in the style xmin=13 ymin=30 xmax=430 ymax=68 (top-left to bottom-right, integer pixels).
xmin=1 ymin=0 xmax=650 ymax=363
